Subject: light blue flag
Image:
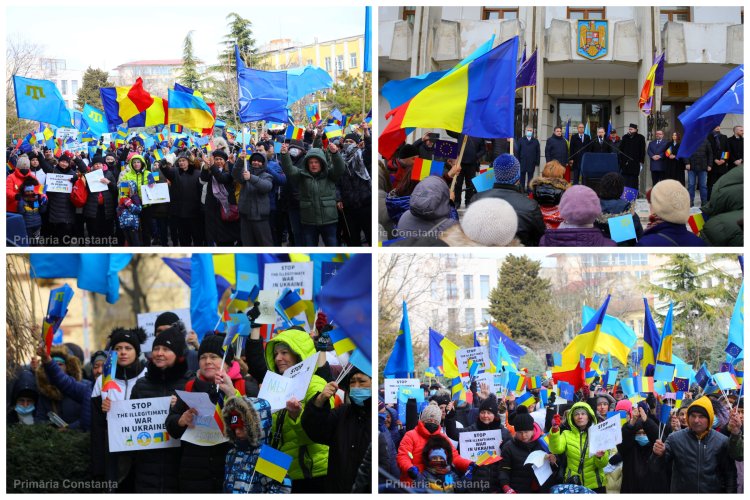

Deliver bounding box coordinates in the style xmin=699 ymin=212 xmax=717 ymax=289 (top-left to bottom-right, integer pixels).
xmin=607 ymin=214 xmax=637 ymax=243
xmin=364 ymin=6 xmax=372 ymax=72
xmin=190 ymin=254 xmax=219 ymax=341
xmin=82 ymin=104 xmax=109 ymax=137
xmin=727 ymin=281 xmax=744 ymax=362
xmin=236 ymin=46 xmax=289 ymax=123
xmin=29 ymin=254 xmax=131 ymax=304
xmin=472 ymin=169 xmax=496 ymax=193
xmin=284 ymin=66 xmax=333 ymax=107
xmin=13 ymin=75 xmax=72 ymax=128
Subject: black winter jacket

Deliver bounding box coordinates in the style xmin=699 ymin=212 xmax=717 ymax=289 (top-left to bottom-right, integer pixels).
xmin=617 ymin=416 xmax=670 ymax=493
xmin=499 ymin=434 xmax=559 ymax=493
xmin=82 ymin=169 xmax=117 ymax=220
xmin=160 ymin=164 xmax=202 ymax=218
xmin=470 ymin=184 xmax=546 ymax=246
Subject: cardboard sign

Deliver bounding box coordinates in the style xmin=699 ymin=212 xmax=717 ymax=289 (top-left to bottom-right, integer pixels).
xmin=383 ymin=378 xmax=421 ymax=404
xmin=84 ymin=169 xmax=109 ymax=193
xmin=588 ymin=414 xmax=623 ymax=456
xmin=524 ymin=450 xmax=553 ymax=485
xmin=456 ymin=346 xmax=490 ymax=381
xmin=255 ymin=290 xmax=279 ymax=325
xmin=141 ymin=183 xmax=170 ymax=204
xmin=458 ymin=430 xmax=502 ymax=462
xmin=257 ymin=371 xmax=294 ymax=412
xmin=108 ymin=397 xmax=179 ymax=453
xmin=282 ymin=352 xmax=318 ymax=403
xmin=174 ymin=390 xmax=228 ymax=446
xmin=263 ymin=262 xmax=314 ymax=300
xmin=137 ymin=309 xmax=192 ymax=353
xmin=45 ymin=173 xmax=73 ymax=193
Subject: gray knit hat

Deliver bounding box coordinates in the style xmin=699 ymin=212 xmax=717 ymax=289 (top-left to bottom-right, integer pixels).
xmin=420 ymin=402 xmax=443 ymax=425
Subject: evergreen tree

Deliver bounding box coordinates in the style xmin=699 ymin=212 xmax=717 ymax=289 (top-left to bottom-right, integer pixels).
xmin=75 ymin=67 xmax=112 ymax=110
xmin=217 ymin=12 xmax=259 ymax=70
xmin=178 ymin=31 xmax=202 ymax=91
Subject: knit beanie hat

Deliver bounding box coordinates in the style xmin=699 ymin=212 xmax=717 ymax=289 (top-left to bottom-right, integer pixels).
xmin=212 ymin=150 xmax=229 ymax=161
xmin=399 ymin=144 xmax=419 ymax=159
xmin=108 ymin=327 xmax=147 ymax=356
xmin=615 ymin=399 xmax=633 ymax=416
xmin=154 ymin=311 xmax=180 ymax=333
xmin=198 ymin=334 xmax=234 ymax=365
xmin=650 ymin=179 xmax=690 ymax=224
xmin=90 ymin=350 xmax=108 ymax=366
xmin=90 ymin=156 xmax=105 ymax=167
xmin=344 ymin=133 xmax=361 ymax=143
xmin=429 ymin=389 xmax=451 ymax=406
xmin=514 ymin=411 xmax=535 ymax=432
xmin=461 ymin=198 xmax=518 ymax=246
xmin=559 ymin=185 xmax=602 ymax=225
xmin=479 ymin=395 xmax=499 ymax=416
xmin=152 ymin=324 xmax=187 ymax=356
xmin=420 ymin=402 xmax=443 ymax=426
xmin=16 ymin=156 xmax=30 ymax=170
xmin=687 ymin=396 xmax=714 ymax=424
xmin=492 ymin=154 xmax=520 ymax=185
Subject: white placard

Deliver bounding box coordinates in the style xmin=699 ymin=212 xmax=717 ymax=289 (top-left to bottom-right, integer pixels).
xmin=456 ymin=346 xmax=490 ymax=380
xmin=588 ymin=414 xmax=623 ymax=456
xmin=137 ymin=308 xmax=192 ymax=353
xmin=530 ymin=408 xmax=547 ymax=430
xmin=107 ymin=397 xmax=178 ymax=453
xmin=383 ymin=378 xmax=421 ymax=405
xmin=141 ymin=183 xmax=170 ymax=204
xmin=256 ymin=290 xmax=279 ymax=325
xmin=263 ymin=262 xmax=314 ymax=300
xmin=257 ymin=371 xmax=294 ymax=412
xmin=458 ymin=429 xmax=502 ymax=462
xmin=524 ymin=450 xmax=553 ymax=485
xmin=174 ymin=390 xmax=227 ymax=446
xmin=283 ymin=352 xmax=318 ymax=402
xmin=55 ymin=128 xmax=78 ymax=141
xmin=45 ymin=173 xmax=73 ymax=193
xmin=85 ymin=169 xmax=109 ymax=193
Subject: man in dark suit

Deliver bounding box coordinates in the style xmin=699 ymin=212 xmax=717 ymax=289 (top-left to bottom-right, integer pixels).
xmin=707 ymin=125 xmax=729 ymax=201
xmin=568 ymin=122 xmax=591 ymax=185
xmin=647 ymin=129 xmax=670 ymax=186
xmin=590 ymin=127 xmax=613 ymax=153
xmin=618 ymin=123 xmax=646 ymax=190
xmin=726 ymin=125 xmax=743 ymax=170
xmin=515 ymin=126 xmax=541 ymax=191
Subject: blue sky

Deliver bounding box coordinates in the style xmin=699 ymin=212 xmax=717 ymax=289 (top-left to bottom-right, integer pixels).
xmin=7 ymin=3 xmax=365 ymax=72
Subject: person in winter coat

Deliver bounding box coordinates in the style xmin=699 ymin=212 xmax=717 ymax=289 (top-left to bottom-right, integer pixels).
xmin=34 ymin=344 xmax=91 ymax=431
xmin=17 ymin=177 xmax=47 ymax=245
xmin=82 ymin=156 xmax=117 ymax=244
xmin=7 ymin=155 xmax=38 ymax=213
xmin=385 ymin=405 xmax=404 ymax=449
xmin=544 ymin=127 xmax=569 ymax=170
xmin=499 ymin=409 xmax=559 ymax=493
xmin=651 ymin=396 xmax=737 ymax=493
xmin=159 ymin=152 xmax=204 ymax=246
xmin=515 ymin=126 xmax=541 ymax=191
xmin=470 ymin=154 xmax=545 ymax=246
xmin=617 ymin=123 xmax=646 ymax=190
xmin=280 ymin=142 xmax=345 ymax=246
xmin=664 ymin=132 xmax=685 ymax=185
xmin=413 ymin=435 xmax=463 ymax=492
xmin=45 ymin=152 xmax=81 ymax=245
xmin=90 ymin=327 xmax=148 ymax=492
xmin=222 ymin=395 xmax=291 ymax=493
xmin=398 ymin=402 xmax=472 ymax=485
xmin=529 ymin=160 xmax=569 ymax=230
xmin=336 ymin=131 xmax=372 ymax=246
xmin=166 ymin=334 xmax=247 ymax=493
xmin=129 ymin=326 xmax=192 ymax=493
xmin=568 ymin=123 xmax=592 ymax=185
xmin=301 ymin=368 xmax=372 ymax=492
xmin=617 ymin=404 xmax=667 ymax=493
xmin=707 ymin=125 xmax=730 ymax=201
xmin=549 ymin=401 xmax=610 ymax=492
xmin=8 ymin=369 xmax=38 ymax=426
xmin=120 ymin=154 xmax=155 ymax=245
xmin=27 ymin=150 xmax=48 ymax=187
xmin=199 ymin=150 xmax=240 ymax=246
xmin=445 ymin=131 xmax=485 ymax=208
xmin=594 ymin=172 xmax=643 ymax=245
xmin=540 ymin=185 xmax=616 ymax=247
xmin=260 ymin=146 xmax=287 ymax=246
xmin=700 ymin=164 xmax=743 ymax=247
xmin=232 ymin=151 xmax=274 ymax=246
xmin=395 ymin=176 xmax=457 ymax=239
xmin=438 ymin=198 xmax=520 ymax=247
xmin=445 ymin=392 xmax=512 ymax=451
xmin=592 ymin=392 xmax=616 ymax=422
xmin=116 ymin=180 xmax=143 ymax=246
xmin=636 ymin=180 xmax=705 ymax=247
xmin=684 ymin=136 xmax=713 ymax=206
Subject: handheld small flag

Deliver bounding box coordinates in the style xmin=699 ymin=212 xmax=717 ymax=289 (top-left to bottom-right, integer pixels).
xmin=410 ymin=158 xmax=445 ymax=181
xmin=725 ymin=342 xmax=742 ymax=360
xmin=277 ymin=289 xmax=306 ymax=319
xmin=714 ymin=372 xmax=740 ymax=391
xmin=516 ymin=392 xmax=535 ymax=408
xmin=101 ymin=350 xmax=121 ymax=395
xmin=688 ymin=213 xmax=705 ymax=235
xmin=721 ymin=151 xmax=729 ymax=160
xmin=285 ymin=125 xmax=305 ymax=141
xmin=434 ymin=139 xmax=459 ymax=159
xmin=214 ymin=402 xmax=225 ymax=433
xmin=328 ymin=328 xmax=356 ymax=356
xmin=545 ymin=354 xmax=554 ymax=367
xmin=658 ymin=403 xmax=672 ymax=425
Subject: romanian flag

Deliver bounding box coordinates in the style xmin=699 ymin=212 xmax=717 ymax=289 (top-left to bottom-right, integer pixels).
xmin=477 ymin=450 xmax=502 ymax=466
xmin=214 ymin=402 xmax=225 ymax=433
xmin=642 ymin=298 xmax=661 ymax=376
xmin=507 ymin=372 xmax=526 ymax=393
xmin=285 ymin=125 xmax=305 ymax=141
xmin=527 ymin=376 xmax=542 ymax=390
xmin=255 ymin=445 xmax=293 ymax=483
xmin=168 ymin=89 xmax=215 ymax=132
xmin=656 ymin=302 xmax=674 ymax=364
xmin=411 ymin=158 xmax=446 ymax=181
xmin=328 ymin=327 xmax=356 ymax=356
xmin=665 ymin=146 xmax=673 ymax=157
xmin=641 ymin=376 xmax=655 ymax=394
xmin=721 ymin=151 xmax=730 ymax=160
xmin=100 ymin=77 xmax=155 ymax=123
xmin=170 ymin=124 xmax=184 ymax=134
xmin=639 ymin=52 xmax=665 ymax=115
xmin=552 ymin=295 xmax=611 ymax=390
xmin=379 ymin=36 xmax=519 ymax=159
xmin=305 ymin=104 xmax=321 ymax=123
xmin=278 ymin=289 xmax=306 ymax=319
xmin=429 ymin=328 xmax=460 ymax=379
xmin=383 ymin=301 xmax=415 ymax=378
xmin=102 ymin=350 xmax=121 ymax=394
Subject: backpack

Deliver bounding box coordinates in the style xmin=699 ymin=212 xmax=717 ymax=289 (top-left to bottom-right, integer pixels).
xmin=70 ymin=176 xmax=88 ymax=208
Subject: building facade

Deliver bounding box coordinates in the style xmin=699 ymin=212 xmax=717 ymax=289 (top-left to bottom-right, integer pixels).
xmin=111 ymin=59 xmax=211 ymax=98
xmin=38 ymin=58 xmax=84 ymax=111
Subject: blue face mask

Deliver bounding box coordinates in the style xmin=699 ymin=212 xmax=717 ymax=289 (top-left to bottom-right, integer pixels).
xmin=349 ymin=388 xmax=370 ymax=406
xmin=16 ymin=404 xmax=35 ymax=416
xmin=635 ymin=435 xmax=650 ymax=446
xmin=429 ymin=390 xmax=437 ymax=397
xmin=526 ymin=131 xmax=533 ymax=138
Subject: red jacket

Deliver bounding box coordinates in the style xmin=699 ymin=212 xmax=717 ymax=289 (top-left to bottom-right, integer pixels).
xmin=396 ymin=420 xmax=472 ymax=483
xmin=6 ymin=169 xmax=38 ymax=213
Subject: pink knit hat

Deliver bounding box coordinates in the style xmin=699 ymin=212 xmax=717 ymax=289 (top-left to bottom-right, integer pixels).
xmin=615 ymin=399 xmax=633 ymax=417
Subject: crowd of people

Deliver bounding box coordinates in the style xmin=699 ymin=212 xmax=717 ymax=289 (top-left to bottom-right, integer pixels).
xmin=7 ymin=122 xmax=372 ymax=247
xmin=8 ymin=307 xmax=371 ymax=493
xmin=379 ymin=125 xmax=743 ymax=247
xmin=378 ymin=377 xmax=743 ymax=493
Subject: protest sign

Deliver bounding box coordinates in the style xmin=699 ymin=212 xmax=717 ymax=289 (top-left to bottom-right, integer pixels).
xmin=455 ymin=346 xmax=490 ymax=381
xmin=84 ymin=169 xmax=109 ymax=193
xmin=256 ymin=290 xmax=279 ymax=324
xmin=263 ymin=262 xmax=314 ymax=300
xmin=137 ymin=308 xmax=191 ymax=352
xmin=174 ymin=390 xmax=228 ymax=446
xmin=257 ymin=371 xmax=294 ymax=412
xmin=383 ymin=378 xmax=421 ymax=404
xmin=141 ymin=183 xmax=170 ymax=204
xmin=524 ymin=450 xmax=553 ymax=485
xmin=458 ymin=430 xmax=502 ymax=462
xmin=588 ymin=414 xmax=623 ymax=456
xmin=55 ymin=128 xmax=78 ymax=141
xmin=108 ymin=397 xmax=178 ymax=453
xmin=45 ymin=174 xmax=73 ymax=193
xmin=475 ymin=372 xmax=500 ymax=394
xmin=282 ymin=352 xmax=318 ymax=402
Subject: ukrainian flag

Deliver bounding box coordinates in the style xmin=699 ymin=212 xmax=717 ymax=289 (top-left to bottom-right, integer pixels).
xmin=328 ymin=328 xmax=356 ymax=356
xmin=451 ymin=376 xmax=466 ymax=401
xmin=581 ymin=305 xmax=637 ymax=365
xmin=278 ymin=289 xmax=306 ymax=319
xmin=516 ymin=392 xmax=535 ymax=408
xmin=428 ymin=328 xmax=460 ymax=379
xmin=656 ymin=302 xmax=674 ymax=364
xmin=255 ymin=445 xmax=293 ymax=483
xmin=168 ymin=89 xmax=215 ymax=131
xmin=642 ymin=298 xmax=661 ymax=376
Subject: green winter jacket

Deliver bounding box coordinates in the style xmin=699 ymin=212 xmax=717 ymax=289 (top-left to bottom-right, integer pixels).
xmin=121 ymin=154 xmax=152 ymax=207
xmin=280 ymin=148 xmax=345 ymax=226
xmin=264 ymin=328 xmax=332 ymax=481
xmin=701 ymin=165 xmax=743 ymax=247
xmin=549 ymin=401 xmax=610 ymax=490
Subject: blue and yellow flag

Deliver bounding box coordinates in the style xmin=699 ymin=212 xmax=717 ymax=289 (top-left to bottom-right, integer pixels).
xmin=642 ymin=298 xmax=661 ymax=376
xmin=168 ymin=89 xmax=215 ymax=132
xmin=13 ymin=76 xmax=72 ymax=128
xmin=82 ymin=103 xmax=110 ymax=137
xmin=277 ymin=289 xmax=306 ymax=319
xmin=255 ymin=445 xmax=293 ymax=483
xmin=656 ymin=302 xmax=674 ymax=364
xmin=328 ymin=327 xmax=356 ymax=356
xmin=383 ymin=301 xmax=414 ymax=378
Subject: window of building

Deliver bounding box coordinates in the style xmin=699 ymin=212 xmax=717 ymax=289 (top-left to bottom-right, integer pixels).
xmin=446 ymin=255 xmax=457 ymax=268
xmin=481 ymin=308 xmax=491 ymax=325
xmin=480 ymin=275 xmax=490 ymax=300
xmin=482 ymin=8 xmax=519 ymax=20
xmin=660 ymin=7 xmax=690 ymax=29
xmin=448 ymin=308 xmax=459 ymax=332
xmin=71 ymin=80 xmax=78 ymax=94
xmin=350 ymin=52 xmax=357 ymax=68
xmin=465 ymin=308 xmax=476 ymax=332
xmin=324 ymin=57 xmax=332 ymax=72
xmin=567 ymin=7 xmax=606 ymax=20
xmin=431 ymin=281 xmax=441 ymax=300
xmin=557 ymin=100 xmax=612 ymax=137
xmin=336 ymin=55 xmax=345 ymax=73
xmin=464 ymin=275 xmax=474 ymax=299
xmin=60 ymin=80 xmax=67 ymax=94
xmin=446 ymin=274 xmax=458 ymax=300
xmin=403 ymin=6 xmax=416 ymax=23
xmin=307 ymin=59 xmax=313 ymax=66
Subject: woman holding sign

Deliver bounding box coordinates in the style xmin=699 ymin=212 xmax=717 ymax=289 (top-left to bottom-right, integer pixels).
xmin=130 ymin=325 xmax=192 ymax=493
xmin=548 ymin=401 xmax=609 ymax=493
xmin=81 ymin=156 xmax=117 ymax=245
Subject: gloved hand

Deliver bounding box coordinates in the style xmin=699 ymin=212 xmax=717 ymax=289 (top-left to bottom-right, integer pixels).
xmin=407 ymin=466 xmax=419 ymax=480
xmin=552 ymin=414 xmax=562 ymax=431
xmin=464 ymin=462 xmax=476 ymax=480
xmin=581 ymin=385 xmax=591 ymax=400
xmin=120 ymin=197 xmax=132 ymax=208
xmin=246 ymin=301 xmax=261 ymax=327
xmin=503 ymin=485 xmax=517 ymax=494
xmin=315 ymin=311 xmax=328 ymax=333
xmin=315 ymin=329 xmax=333 ymax=352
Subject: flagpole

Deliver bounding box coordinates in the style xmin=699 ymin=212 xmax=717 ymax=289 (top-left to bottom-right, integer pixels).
xmin=449 ymin=135 xmax=469 ymax=196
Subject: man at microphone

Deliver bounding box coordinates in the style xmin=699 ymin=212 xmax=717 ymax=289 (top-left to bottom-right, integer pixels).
xmin=591 ymin=127 xmax=612 ymax=153
xmin=568 ymin=123 xmax=591 ymax=185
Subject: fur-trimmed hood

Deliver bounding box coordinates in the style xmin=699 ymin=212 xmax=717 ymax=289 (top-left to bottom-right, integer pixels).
xmin=528 ymin=176 xmax=570 ymax=192
xmin=222 ymin=396 xmax=262 ymax=446
xmin=439 ymin=224 xmax=523 ymax=247
xmin=36 ymin=346 xmax=82 ymax=401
